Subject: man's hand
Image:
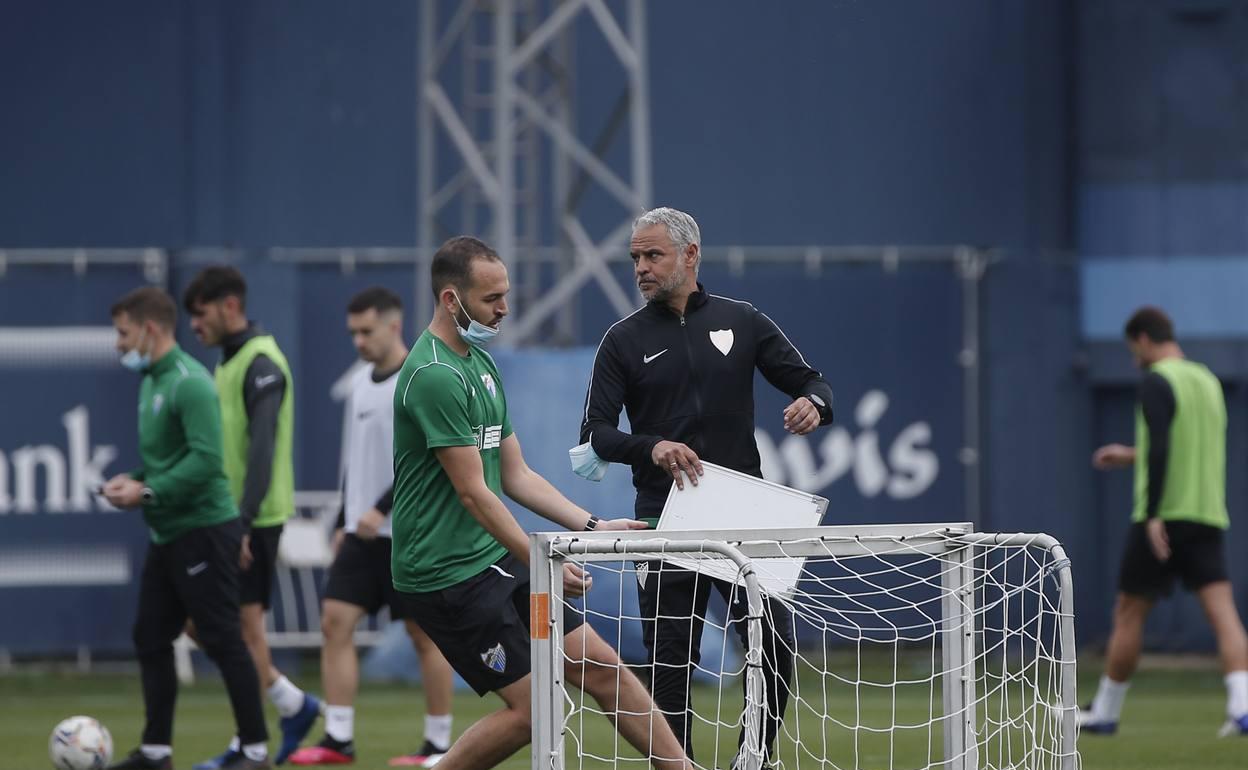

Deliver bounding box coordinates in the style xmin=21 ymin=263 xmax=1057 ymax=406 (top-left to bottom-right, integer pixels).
xmin=651 ymin=440 xmax=703 ymax=490
xmin=1146 ymin=518 xmax=1170 ymax=562
xmin=356 ymin=508 xmax=386 ymax=540
xmin=562 ymin=563 xmax=592 ymax=597
xmin=103 ymin=476 xmax=144 ymax=508
xmin=240 ymin=534 xmax=254 ymax=571
xmin=595 ymin=518 xmax=649 ymax=532
xmin=783 ymin=397 xmax=820 ymax=435
xmin=1092 ymin=443 xmax=1135 ymax=470
xmin=331 ymin=528 xmax=346 ymax=555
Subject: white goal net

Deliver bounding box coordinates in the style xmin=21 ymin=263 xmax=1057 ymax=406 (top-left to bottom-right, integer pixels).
xmin=528 ymin=524 xmax=1078 ymax=770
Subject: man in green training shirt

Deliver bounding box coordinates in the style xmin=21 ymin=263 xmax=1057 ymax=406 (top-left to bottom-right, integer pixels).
xmin=182 ymin=267 xmax=320 ymax=768
xmin=389 ymin=236 xmax=692 ymax=770
xmin=103 ymin=287 xmax=270 ymax=770
xmin=1080 ymin=306 xmax=1248 ymax=737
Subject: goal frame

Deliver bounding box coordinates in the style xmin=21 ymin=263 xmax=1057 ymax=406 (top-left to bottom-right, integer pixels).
xmin=528 ymin=523 xmax=1077 ymax=770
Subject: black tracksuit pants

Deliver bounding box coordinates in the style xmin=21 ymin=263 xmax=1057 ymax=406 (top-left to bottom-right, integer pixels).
xmin=637 ymin=563 xmax=795 ymax=762
xmin=133 ymin=518 xmax=267 ymax=746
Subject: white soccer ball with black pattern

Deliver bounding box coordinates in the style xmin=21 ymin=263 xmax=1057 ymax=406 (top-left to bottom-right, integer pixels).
xmin=49 ymin=716 xmax=113 ymax=770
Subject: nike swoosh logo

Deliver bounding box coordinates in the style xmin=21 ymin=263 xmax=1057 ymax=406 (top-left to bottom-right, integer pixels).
xmin=254 ymin=374 xmax=280 ymax=389
xmin=187 ymin=562 xmax=208 ymax=576
xmin=643 ymin=349 xmax=668 ymax=364
xmin=357 ymin=409 xmax=376 ymax=420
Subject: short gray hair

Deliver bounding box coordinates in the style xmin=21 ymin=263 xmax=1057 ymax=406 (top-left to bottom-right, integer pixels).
xmin=634 ymin=207 xmax=701 ymax=259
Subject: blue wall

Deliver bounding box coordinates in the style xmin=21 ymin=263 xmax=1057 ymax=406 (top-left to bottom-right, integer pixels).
xmin=1077 ymin=0 xmax=1248 ymax=335
xmin=0 ymin=0 xmax=1069 ymax=249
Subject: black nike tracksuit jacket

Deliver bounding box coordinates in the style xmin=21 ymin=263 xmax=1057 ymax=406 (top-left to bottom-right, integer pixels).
xmin=580 ymin=284 xmax=835 ymax=518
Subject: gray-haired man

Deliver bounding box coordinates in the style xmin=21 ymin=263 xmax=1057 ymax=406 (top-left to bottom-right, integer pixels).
xmin=578 ymin=207 xmax=836 ymax=764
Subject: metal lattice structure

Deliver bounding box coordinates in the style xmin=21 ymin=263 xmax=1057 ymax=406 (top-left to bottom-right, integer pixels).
xmin=417 ymin=0 xmax=651 ymax=344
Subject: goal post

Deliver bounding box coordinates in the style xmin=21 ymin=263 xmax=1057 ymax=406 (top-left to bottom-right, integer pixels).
xmin=529 ymin=525 xmax=1078 ymax=770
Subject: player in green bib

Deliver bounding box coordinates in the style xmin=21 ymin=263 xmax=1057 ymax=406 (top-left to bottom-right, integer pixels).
xmin=183 ymin=267 xmax=320 ymax=768
xmin=1080 ymin=307 xmax=1248 ymax=737
xmin=390 ymin=236 xmax=691 ymax=770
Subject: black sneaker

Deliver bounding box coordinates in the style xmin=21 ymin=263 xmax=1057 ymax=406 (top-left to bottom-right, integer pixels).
xmin=219 ymin=754 xmax=272 ymax=770
xmin=107 ymin=749 xmax=174 ymax=770
xmin=387 ymin=739 xmax=449 ymax=767
xmin=287 ymin=735 xmax=356 ymax=765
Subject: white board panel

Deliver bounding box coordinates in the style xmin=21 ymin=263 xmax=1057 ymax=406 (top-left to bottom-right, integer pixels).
xmin=655 ymin=462 xmax=828 ymax=596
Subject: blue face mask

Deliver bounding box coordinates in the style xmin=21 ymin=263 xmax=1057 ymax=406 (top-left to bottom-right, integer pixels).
xmin=451 ymin=289 xmax=500 ymax=347
xmin=120 ymin=330 xmax=151 ymax=372
xmin=569 ymin=439 xmax=609 ymax=482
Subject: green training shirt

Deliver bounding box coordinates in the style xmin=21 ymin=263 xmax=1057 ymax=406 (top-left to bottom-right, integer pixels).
xmin=391 ymin=330 xmax=512 ymax=593
xmin=1132 ymin=357 xmax=1228 ymax=529
xmin=132 ymin=345 xmax=238 ymax=544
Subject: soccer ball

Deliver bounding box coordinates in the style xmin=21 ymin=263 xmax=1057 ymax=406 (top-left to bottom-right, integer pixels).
xmin=49 ymin=716 xmax=113 ymax=770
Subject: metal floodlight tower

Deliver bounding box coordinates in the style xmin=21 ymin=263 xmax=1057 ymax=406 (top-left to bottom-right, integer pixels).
xmin=417 ymin=0 xmax=651 ymax=345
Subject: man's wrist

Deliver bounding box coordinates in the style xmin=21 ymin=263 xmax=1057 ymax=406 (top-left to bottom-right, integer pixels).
xmin=584 ymin=514 xmax=600 ymax=531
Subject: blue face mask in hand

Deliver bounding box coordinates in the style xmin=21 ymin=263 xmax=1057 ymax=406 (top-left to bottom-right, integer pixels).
xmin=120 ymin=329 xmax=152 ymax=372
xmin=569 ymin=439 xmax=609 ymax=482
xmin=451 ymin=289 xmax=500 ymax=347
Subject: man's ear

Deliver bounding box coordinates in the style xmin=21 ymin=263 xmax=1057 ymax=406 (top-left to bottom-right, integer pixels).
xmin=685 ymin=243 xmax=700 ymax=268
xmin=438 ymin=287 xmax=457 ymax=313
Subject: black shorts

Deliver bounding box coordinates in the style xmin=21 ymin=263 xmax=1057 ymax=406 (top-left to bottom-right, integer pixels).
xmin=240 ymin=524 xmax=283 ymax=609
xmin=323 ymin=534 xmax=412 ymax=619
xmin=392 ymin=553 xmax=585 ymax=696
xmin=1118 ymin=520 xmax=1229 ymax=598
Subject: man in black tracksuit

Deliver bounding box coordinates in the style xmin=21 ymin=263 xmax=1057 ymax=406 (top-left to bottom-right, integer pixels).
xmin=580 ymin=207 xmax=834 ymax=765
xmin=104 ymin=287 xmax=270 ymax=770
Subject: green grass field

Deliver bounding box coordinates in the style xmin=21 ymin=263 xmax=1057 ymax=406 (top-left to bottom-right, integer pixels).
xmin=2 ymin=658 xmax=1243 ymax=770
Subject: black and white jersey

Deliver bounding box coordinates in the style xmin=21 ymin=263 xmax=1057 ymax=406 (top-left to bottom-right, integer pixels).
xmin=342 ymin=364 xmax=398 ymax=536
xmin=580 ymin=284 xmax=834 ymax=518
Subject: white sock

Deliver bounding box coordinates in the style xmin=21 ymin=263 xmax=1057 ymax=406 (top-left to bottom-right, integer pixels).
xmin=268 ymin=675 xmax=307 ymax=718
xmin=1091 ymin=675 xmax=1130 ymax=721
xmin=1226 ymin=670 xmax=1248 ymax=718
xmin=325 ymin=705 xmax=355 ymax=743
xmin=228 ymin=736 xmax=240 ymax=752
xmin=140 ymin=745 xmax=172 ymax=760
xmin=242 ymin=742 xmax=268 ymax=762
xmin=425 ymin=713 xmax=452 ymax=750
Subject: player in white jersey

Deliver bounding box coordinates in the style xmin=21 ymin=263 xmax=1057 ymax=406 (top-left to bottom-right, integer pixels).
xmin=289 ymin=288 xmax=456 ymax=768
